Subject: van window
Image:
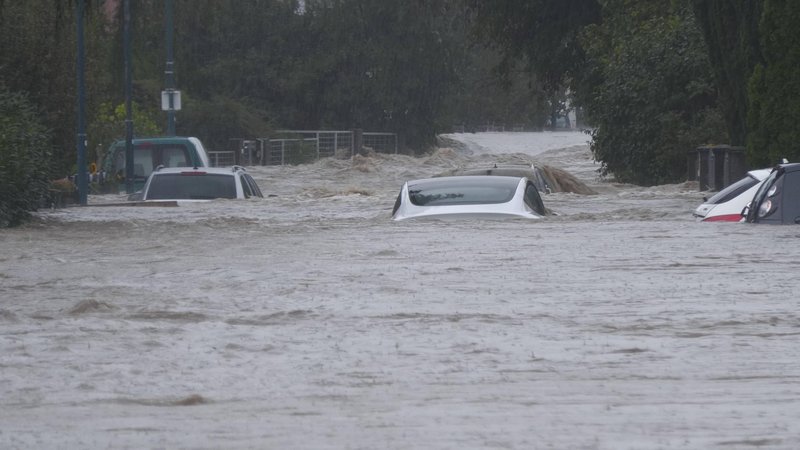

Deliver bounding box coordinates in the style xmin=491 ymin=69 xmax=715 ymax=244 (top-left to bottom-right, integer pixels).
xmin=114 ymin=148 xmax=154 ymax=179
xmin=162 ymin=147 xmax=189 ymax=167
xmin=110 ymin=144 xmax=192 ymax=179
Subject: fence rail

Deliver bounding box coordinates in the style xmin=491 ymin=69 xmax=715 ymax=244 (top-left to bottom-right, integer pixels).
xmin=211 ymin=130 xmax=398 ymax=167
xmin=208 ymin=151 xmax=235 ymax=167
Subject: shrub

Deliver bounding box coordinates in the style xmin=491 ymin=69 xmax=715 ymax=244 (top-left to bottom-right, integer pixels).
xmin=581 ymin=2 xmax=728 ymax=185
xmin=0 ymin=88 xmax=53 ymax=227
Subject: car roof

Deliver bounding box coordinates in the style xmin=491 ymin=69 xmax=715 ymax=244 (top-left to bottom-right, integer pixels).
xmin=407 ymin=175 xmax=525 ymax=188
xmin=456 ymin=166 xmax=536 ymax=178
xmin=151 ymin=166 xmax=246 ymax=175
xmin=777 ymin=162 xmax=800 ymax=173
xmin=112 ymin=136 xmax=200 ymax=145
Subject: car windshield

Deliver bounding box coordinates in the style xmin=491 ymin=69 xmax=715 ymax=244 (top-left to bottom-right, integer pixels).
xmin=706 ymin=174 xmax=760 ymax=204
xmin=408 ymin=177 xmax=518 ymax=206
xmin=145 ymin=173 xmax=236 ymax=200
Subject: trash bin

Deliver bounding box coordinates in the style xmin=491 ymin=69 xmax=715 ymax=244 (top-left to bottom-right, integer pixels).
xmin=692 ymin=145 xmax=746 ymax=191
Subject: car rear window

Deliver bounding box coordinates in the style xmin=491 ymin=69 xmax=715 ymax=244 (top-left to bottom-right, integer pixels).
xmin=145 ymin=173 xmax=236 ymax=200
xmin=408 ymin=177 xmax=518 ymax=206
xmin=706 ymin=175 xmax=759 ymax=204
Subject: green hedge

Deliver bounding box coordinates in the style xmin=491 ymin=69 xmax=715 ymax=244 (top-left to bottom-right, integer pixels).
xmin=0 ymin=88 xmax=53 ymax=227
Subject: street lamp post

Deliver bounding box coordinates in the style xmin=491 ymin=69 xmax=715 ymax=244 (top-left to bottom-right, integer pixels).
xmin=124 ymin=0 xmax=134 ymax=194
xmin=76 ymin=0 xmax=88 ymax=205
xmin=165 ymin=0 xmax=176 ymax=136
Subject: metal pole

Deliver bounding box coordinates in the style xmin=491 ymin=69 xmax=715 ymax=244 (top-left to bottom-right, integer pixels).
xmin=165 ymin=0 xmax=176 ymax=135
xmin=334 ymin=132 xmax=338 ymax=158
xmin=124 ymin=0 xmax=134 ymax=194
xmin=76 ymin=0 xmax=88 ymax=205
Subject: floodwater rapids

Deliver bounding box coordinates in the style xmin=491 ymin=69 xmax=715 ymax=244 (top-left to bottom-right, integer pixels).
xmin=1 ymin=132 xmax=799 ymax=449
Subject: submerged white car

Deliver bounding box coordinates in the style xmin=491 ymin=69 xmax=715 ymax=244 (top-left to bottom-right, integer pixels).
xmin=391 ymin=175 xmax=548 ymax=221
xmin=131 ymin=166 xmax=263 ymax=202
xmin=693 ymin=169 xmax=771 ymax=222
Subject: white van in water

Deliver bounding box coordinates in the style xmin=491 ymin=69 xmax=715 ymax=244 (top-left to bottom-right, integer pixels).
xmin=101 ymin=136 xmax=211 ymax=192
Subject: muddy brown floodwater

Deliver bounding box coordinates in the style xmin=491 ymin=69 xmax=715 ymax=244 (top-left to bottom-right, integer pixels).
xmin=1 ymin=132 xmax=799 ymax=449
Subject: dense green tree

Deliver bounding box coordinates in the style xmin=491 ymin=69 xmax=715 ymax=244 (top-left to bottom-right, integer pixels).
xmin=100 ymin=1 xmax=293 ymax=151
xmin=581 ymin=0 xmax=727 ymax=185
xmin=89 ymin=101 xmax=161 ymax=162
xmin=445 ymin=44 xmax=550 ymax=131
xmin=0 ymin=88 xmax=52 ymax=227
xmin=747 ymin=0 xmax=800 ymax=166
xmin=691 ymin=0 xmax=762 ymax=149
xmin=0 ymin=0 xmax=111 ymax=172
xmin=468 ymin=0 xmax=601 ymax=92
xmin=300 ymin=0 xmax=467 ymax=147
xmin=467 ymin=0 xmax=601 ymax=130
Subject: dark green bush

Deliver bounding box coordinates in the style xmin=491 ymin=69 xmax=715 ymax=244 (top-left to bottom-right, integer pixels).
xmin=581 ymin=2 xmax=728 ymax=186
xmin=0 ymin=88 xmax=53 ymax=227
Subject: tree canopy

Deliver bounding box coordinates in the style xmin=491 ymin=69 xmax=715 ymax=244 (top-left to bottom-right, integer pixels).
xmin=746 ymin=0 xmax=800 ymax=166
xmin=0 ymin=88 xmax=53 ymax=227
xmin=580 ymin=0 xmax=727 ymax=185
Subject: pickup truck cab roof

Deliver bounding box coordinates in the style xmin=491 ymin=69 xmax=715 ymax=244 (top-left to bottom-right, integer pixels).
xmin=102 ymin=136 xmax=211 ymax=192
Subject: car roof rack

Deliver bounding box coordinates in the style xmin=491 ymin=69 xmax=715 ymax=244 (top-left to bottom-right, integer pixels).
xmin=456 ymin=163 xmax=536 ymax=170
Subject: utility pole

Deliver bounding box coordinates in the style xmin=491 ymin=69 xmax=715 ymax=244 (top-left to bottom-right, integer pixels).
xmin=76 ymin=0 xmax=88 ymax=205
xmin=124 ymin=0 xmax=134 ymax=194
xmin=164 ymin=0 xmax=177 ymax=136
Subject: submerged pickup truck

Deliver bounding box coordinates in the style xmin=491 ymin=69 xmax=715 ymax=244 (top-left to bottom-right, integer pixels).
xmin=101 ymin=136 xmax=211 ymax=193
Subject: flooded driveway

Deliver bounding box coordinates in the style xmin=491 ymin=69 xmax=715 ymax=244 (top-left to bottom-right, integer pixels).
xmin=2 ymin=132 xmax=799 ymax=449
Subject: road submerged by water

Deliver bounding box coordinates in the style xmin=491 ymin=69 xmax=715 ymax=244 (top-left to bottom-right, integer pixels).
xmin=1 ymin=132 xmax=799 ymax=449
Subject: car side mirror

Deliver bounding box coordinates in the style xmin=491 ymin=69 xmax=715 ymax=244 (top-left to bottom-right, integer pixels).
xmin=741 ymin=204 xmax=750 ymax=218
xmin=127 ymin=191 xmax=143 ymax=202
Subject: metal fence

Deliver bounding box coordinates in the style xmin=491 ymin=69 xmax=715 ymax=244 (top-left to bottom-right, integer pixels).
xmin=208 ymin=151 xmax=236 ymax=167
xmin=209 ymin=130 xmax=398 ymax=167
xmin=363 ymin=132 xmax=398 ymax=154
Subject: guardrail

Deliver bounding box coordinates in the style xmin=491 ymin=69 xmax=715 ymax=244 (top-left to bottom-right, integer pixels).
xmin=211 ymin=130 xmax=398 ymax=167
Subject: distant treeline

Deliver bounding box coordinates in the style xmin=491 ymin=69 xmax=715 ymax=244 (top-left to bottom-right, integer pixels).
xmin=1 ymin=0 xmax=799 ymax=188
xmin=0 ymin=0 xmax=555 ymax=173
